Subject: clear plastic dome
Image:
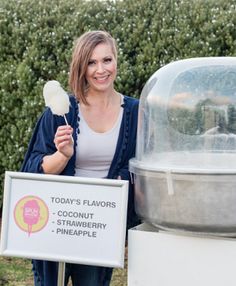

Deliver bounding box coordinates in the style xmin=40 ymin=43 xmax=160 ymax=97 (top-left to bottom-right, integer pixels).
xmin=133 ymin=57 xmax=236 ymax=174
xmin=129 ymin=57 xmax=236 ymax=236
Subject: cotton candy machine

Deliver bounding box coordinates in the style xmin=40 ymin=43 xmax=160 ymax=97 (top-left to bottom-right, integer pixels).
xmin=129 ymin=57 xmax=236 ymax=236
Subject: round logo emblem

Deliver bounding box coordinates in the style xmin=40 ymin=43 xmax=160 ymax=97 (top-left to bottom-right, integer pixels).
xmin=14 ymin=196 xmax=49 ymax=236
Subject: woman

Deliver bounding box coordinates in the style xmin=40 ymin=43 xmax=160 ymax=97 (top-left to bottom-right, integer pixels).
xmin=21 ymin=30 xmax=139 ymax=286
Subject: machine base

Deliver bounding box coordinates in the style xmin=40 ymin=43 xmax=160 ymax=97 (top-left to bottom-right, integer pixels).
xmin=128 ymin=223 xmax=236 ymax=286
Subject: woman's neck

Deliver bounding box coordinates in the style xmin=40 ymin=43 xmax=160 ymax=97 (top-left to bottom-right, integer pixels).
xmin=84 ymin=89 xmax=120 ymax=108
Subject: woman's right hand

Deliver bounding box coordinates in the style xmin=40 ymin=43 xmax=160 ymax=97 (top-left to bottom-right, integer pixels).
xmin=42 ymin=125 xmax=74 ymax=174
xmin=54 ymin=125 xmax=74 ymax=159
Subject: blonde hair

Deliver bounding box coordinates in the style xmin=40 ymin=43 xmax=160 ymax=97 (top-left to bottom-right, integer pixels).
xmin=69 ymin=30 xmax=117 ymax=105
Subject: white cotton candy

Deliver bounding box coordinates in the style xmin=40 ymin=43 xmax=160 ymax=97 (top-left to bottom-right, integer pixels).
xmin=43 ymin=80 xmax=70 ymax=116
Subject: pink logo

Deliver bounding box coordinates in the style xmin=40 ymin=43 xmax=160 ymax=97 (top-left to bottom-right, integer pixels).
xmin=23 ymin=199 xmax=40 ymax=236
xmin=14 ymin=196 xmax=49 ymax=237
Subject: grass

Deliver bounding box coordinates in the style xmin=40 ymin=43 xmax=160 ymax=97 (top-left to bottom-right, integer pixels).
xmin=0 ymin=256 xmax=127 ymax=286
xmin=0 ymin=257 xmax=33 ymax=286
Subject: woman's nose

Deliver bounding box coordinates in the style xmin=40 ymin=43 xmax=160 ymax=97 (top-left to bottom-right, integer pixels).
xmin=96 ymin=62 xmax=105 ymax=72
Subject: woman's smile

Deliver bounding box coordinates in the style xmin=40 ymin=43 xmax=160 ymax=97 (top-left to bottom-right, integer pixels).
xmin=94 ymin=74 xmax=110 ymax=81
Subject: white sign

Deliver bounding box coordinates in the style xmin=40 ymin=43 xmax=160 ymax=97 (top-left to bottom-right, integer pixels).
xmin=0 ymin=171 xmax=129 ymax=267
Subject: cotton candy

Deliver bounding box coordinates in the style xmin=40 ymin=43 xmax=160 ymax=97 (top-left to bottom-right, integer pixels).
xmin=43 ymin=80 xmax=70 ymax=116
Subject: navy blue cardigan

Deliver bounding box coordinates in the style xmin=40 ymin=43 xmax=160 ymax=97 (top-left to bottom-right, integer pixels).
xmin=21 ymin=94 xmax=139 ymax=229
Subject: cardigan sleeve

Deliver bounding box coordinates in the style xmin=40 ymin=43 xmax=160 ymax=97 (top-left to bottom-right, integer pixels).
xmin=20 ymin=107 xmax=63 ymax=173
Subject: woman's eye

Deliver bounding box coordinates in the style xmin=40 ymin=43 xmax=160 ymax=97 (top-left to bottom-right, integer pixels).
xmin=88 ymin=60 xmax=96 ymax=66
xmin=104 ymin=58 xmax=112 ymax=63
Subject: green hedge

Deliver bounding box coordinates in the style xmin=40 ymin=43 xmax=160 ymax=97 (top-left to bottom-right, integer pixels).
xmin=1 ymin=0 xmax=236 ymax=205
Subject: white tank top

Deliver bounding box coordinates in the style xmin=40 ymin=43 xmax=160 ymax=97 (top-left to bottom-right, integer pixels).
xmin=75 ymin=97 xmax=124 ymax=178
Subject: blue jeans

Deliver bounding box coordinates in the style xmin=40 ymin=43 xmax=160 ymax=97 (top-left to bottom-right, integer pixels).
xmin=32 ymin=260 xmax=113 ymax=286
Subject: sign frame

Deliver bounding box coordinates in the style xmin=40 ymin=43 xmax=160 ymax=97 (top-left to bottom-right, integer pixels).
xmin=0 ymin=171 xmax=129 ymax=268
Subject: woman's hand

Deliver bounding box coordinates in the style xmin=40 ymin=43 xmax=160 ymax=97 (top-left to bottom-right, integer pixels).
xmin=54 ymin=125 xmax=74 ymax=159
xmin=42 ymin=125 xmax=74 ymax=175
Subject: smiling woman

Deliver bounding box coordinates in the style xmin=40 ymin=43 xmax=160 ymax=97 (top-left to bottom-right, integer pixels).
xmin=86 ymin=44 xmax=117 ymax=93
xmin=69 ymin=31 xmax=117 ymax=104
xmin=70 ymin=31 xmax=120 ymax=134
xmin=20 ymin=30 xmax=139 ymax=286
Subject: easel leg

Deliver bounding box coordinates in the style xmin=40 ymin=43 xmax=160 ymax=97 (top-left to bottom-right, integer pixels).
xmin=57 ymin=262 xmax=65 ymax=286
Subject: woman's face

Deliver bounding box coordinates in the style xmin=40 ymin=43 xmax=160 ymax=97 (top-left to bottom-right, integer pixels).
xmin=85 ymin=43 xmax=117 ymax=93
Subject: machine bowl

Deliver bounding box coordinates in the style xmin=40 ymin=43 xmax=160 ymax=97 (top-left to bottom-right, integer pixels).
xmin=130 ymin=152 xmax=236 ymax=236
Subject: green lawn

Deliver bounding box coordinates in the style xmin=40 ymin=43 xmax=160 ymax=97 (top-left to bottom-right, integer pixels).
xmin=0 ymin=256 xmax=127 ymax=286
xmin=0 ymin=257 xmax=33 ymax=286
